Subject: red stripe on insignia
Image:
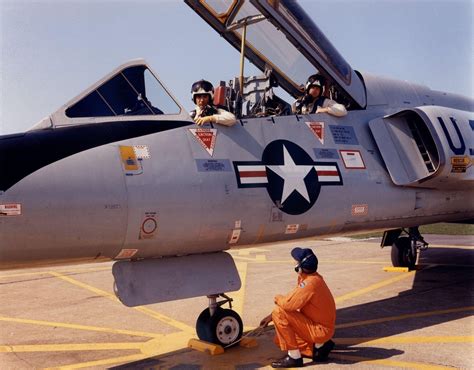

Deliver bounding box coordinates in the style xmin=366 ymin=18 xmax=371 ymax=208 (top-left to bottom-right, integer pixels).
xmin=240 ymin=171 xmax=267 ymax=177
xmin=317 ymin=171 xmax=338 ymax=176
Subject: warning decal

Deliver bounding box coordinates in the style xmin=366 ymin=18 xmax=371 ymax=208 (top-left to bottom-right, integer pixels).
xmin=119 ymin=146 xmax=139 ymax=171
xmin=133 ymin=145 xmax=151 ymax=160
xmin=115 ymin=249 xmax=138 ymax=259
xmin=450 ymin=156 xmax=471 ymax=173
xmin=0 ymin=203 xmax=22 ymax=216
xmin=351 ymin=204 xmax=369 ymax=216
xmin=139 ymin=211 xmax=158 ymax=240
xmin=229 ymin=229 xmax=242 ymax=244
xmin=285 ymin=224 xmax=300 ymax=234
xmin=189 ymin=128 xmax=217 ymax=156
xmin=306 ymin=122 xmax=324 ymax=144
xmin=340 ymin=150 xmax=366 ymax=169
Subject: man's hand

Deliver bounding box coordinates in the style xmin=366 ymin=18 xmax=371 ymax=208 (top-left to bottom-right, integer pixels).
xmin=274 ymin=294 xmax=284 ymax=306
xmin=195 ymin=115 xmax=215 ymax=126
xmin=316 ymin=107 xmax=329 ymax=114
xmin=259 ymin=314 xmax=272 ymax=328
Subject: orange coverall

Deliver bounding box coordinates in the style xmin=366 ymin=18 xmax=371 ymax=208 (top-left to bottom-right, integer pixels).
xmin=272 ymin=272 xmax=336 ymax=357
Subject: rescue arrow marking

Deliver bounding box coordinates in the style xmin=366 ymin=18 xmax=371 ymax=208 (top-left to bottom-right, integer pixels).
xmin=189 ymin=128 xmax=217 ymax=156
xmin=306 ymin=121 xmax=324 ymax=144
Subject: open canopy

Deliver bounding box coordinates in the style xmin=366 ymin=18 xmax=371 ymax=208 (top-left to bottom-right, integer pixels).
xmin=185 ymin=0 xmax=366 ymax=108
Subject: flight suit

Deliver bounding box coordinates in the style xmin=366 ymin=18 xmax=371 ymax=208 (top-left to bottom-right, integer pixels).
xmin=190 ymin=105 xmax=236 ymax=126
xmin=272 ymin=272 xmax=336 ymax=357
xmin=292 ymin=96 xmax=347 ymax=117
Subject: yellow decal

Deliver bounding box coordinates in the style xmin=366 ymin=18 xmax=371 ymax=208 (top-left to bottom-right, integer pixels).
xmin=450 ymin=156 xmax=471 ymax=173
xmin=119 ymin=146 xmax=139 ymax=171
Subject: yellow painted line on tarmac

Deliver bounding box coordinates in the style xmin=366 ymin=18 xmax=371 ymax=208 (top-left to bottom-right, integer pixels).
xmin=234 ymin=247 xmax=271 ymax=255
xmin=139 ymin=331 xmax=190 ymax=355
xmin=0 ymin=333 xmax=199 ymax=354
xmin=49 ymin=271 xmax=194 ymax=333
xmin=0 ymin=342 xmax=143 ymax=353
xmin=337 ymin=306 xmax=474 ymax=329
xmin=331 ymin=353 xmax=456 ymax=369
xmin=1 ymin=267 xmax=111 ymax=280
xmin=233 ymin=255 xmax=266 ymax=262
xmin=43 ymin=332 xmax=191 ymax=369
xmin=230 ymin=258 xmax=388 ymax=265
xmin=133 ymin=306 xmax=194 ymax=333
xmin=255 ymin=254 xmax=267 ymax=261
xmin=0 ymin=316 xmax=161 ymax=338
xmin=335 ymin=336 xmax=474 ymax=345
xmin=383 ymin=266 xmax=409 ymax=272
xmin=57 ymin=266 xmax=111 ymax=275
xmin=48 ymin=271 xmax=117 ymax=299
xmin=0 ymin=266 xmax=110 ymax=279
xmin=322 ymin=259 xmax=387 ymax=265
xmin=335 ymin=271 xmax=415 ymax=304
xmin=0 ymin=271 xmax=54 ymax=279
xmin=44 ymin=353 xmax=148 ymax=370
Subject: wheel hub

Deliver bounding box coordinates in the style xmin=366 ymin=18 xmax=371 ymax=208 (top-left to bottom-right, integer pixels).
xmin=216 ymin=316 xmax=239 ymax=344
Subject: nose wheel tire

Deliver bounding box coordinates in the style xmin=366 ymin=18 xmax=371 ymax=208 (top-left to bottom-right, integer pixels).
xmin=391 ymin=237 xmax=416 ymax=269
xmin=196 ymin=307 xmax=243 ymax=347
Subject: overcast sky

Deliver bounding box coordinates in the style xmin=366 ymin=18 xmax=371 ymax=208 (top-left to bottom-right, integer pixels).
xmin=0 ymin=0 xmax=472 ymax=134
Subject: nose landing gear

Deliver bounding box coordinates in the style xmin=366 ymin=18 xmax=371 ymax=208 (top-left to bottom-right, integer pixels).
xmin=382 ymin=227 xmax=429 ymax=269
xmin=196 ymin=294 xmax=243 ymax=347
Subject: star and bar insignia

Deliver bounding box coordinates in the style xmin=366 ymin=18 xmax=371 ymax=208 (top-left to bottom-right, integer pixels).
xmin=233 ymin=140 xmax=343 ymax=215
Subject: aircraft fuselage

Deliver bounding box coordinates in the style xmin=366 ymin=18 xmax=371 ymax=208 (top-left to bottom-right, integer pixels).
xmin=1 ymin=73 xmax=473 ymax=269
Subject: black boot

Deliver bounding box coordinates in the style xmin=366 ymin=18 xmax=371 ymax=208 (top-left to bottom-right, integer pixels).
xmin=313 ymin=339 xmax=335 ymax=362
xmin=271 ymin=355 xmax=304 ymax=368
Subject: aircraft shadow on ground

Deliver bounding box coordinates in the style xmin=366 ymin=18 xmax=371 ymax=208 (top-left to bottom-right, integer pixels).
xmin=334 ymin=246 xmax=473 ymax=350
xmin=111 ymin=247 xmax=473 ymax=368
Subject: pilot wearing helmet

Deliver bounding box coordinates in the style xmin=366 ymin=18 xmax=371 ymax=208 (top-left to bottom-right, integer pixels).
xmin=190 ymin=79 xmax=236 ymax=126
xmin=292 ymin=74 xmax=347 ymax=117
xmin=260 ymin=247 xmax=336 ymax=368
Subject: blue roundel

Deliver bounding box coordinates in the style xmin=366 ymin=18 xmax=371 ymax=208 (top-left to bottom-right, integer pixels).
xmin=262 ymin=140 xmax=321 ymax=215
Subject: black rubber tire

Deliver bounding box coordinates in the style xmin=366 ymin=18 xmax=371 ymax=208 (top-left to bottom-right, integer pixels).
xmin=391 ymin=237 xmax=416 ymax=269
xmin=196 ymin=307 xmax=243 ymax=347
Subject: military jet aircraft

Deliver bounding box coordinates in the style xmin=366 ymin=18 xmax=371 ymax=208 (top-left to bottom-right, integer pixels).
xmin=0 ymin=0 xmax=473 ymax=347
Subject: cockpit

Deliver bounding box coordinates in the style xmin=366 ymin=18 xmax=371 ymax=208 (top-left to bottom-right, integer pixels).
xmin=185 ymin=0 xmax=367 ymax=113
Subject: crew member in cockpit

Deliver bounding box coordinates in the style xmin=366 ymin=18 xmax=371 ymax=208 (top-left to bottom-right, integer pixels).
xmin=292 ymin=74 xmax=347 ymax=117
xmin=190 ymin=79 xmax=236 ymax=127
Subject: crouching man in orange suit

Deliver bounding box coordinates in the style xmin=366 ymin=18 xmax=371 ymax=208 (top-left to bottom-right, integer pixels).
xmin=260 ymin=247 xmax=336 ymax=368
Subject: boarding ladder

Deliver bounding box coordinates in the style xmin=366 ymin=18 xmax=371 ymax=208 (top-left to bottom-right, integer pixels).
xmin=407 ymin=119 xmax=436 ymax=173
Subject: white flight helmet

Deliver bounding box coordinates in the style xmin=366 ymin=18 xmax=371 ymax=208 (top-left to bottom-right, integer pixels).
xmin=191 ymin=79 xmax=214 ymax=103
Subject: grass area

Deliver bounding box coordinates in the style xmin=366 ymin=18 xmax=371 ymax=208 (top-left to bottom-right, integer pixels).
xmin=349 ymin=223 xmax=474 ymax=239
xmin=419 ymin=223 xmax=474 ymax=235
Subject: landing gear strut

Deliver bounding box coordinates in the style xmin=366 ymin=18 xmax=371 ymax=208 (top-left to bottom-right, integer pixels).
xmin=383 ymin=227 xmax=429 ymax=269
xmin=196 ymin=294 xmax=243 ymax=347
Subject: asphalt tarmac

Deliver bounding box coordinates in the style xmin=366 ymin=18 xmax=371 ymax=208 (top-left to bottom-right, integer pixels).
xmin=1 ymin=235 xmax=473 ymax=369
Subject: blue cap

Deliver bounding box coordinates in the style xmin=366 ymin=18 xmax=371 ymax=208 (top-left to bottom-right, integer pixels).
xmin=291 ymin=247 xmax=318 ymax=272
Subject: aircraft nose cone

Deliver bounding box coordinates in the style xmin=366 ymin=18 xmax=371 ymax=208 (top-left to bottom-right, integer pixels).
xmin=0 ymin=144 xmax=128 ymax=268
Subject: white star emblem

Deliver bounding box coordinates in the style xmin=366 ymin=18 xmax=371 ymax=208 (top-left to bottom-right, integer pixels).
xmin=266 ymin=145 xmax=314 ymax=204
